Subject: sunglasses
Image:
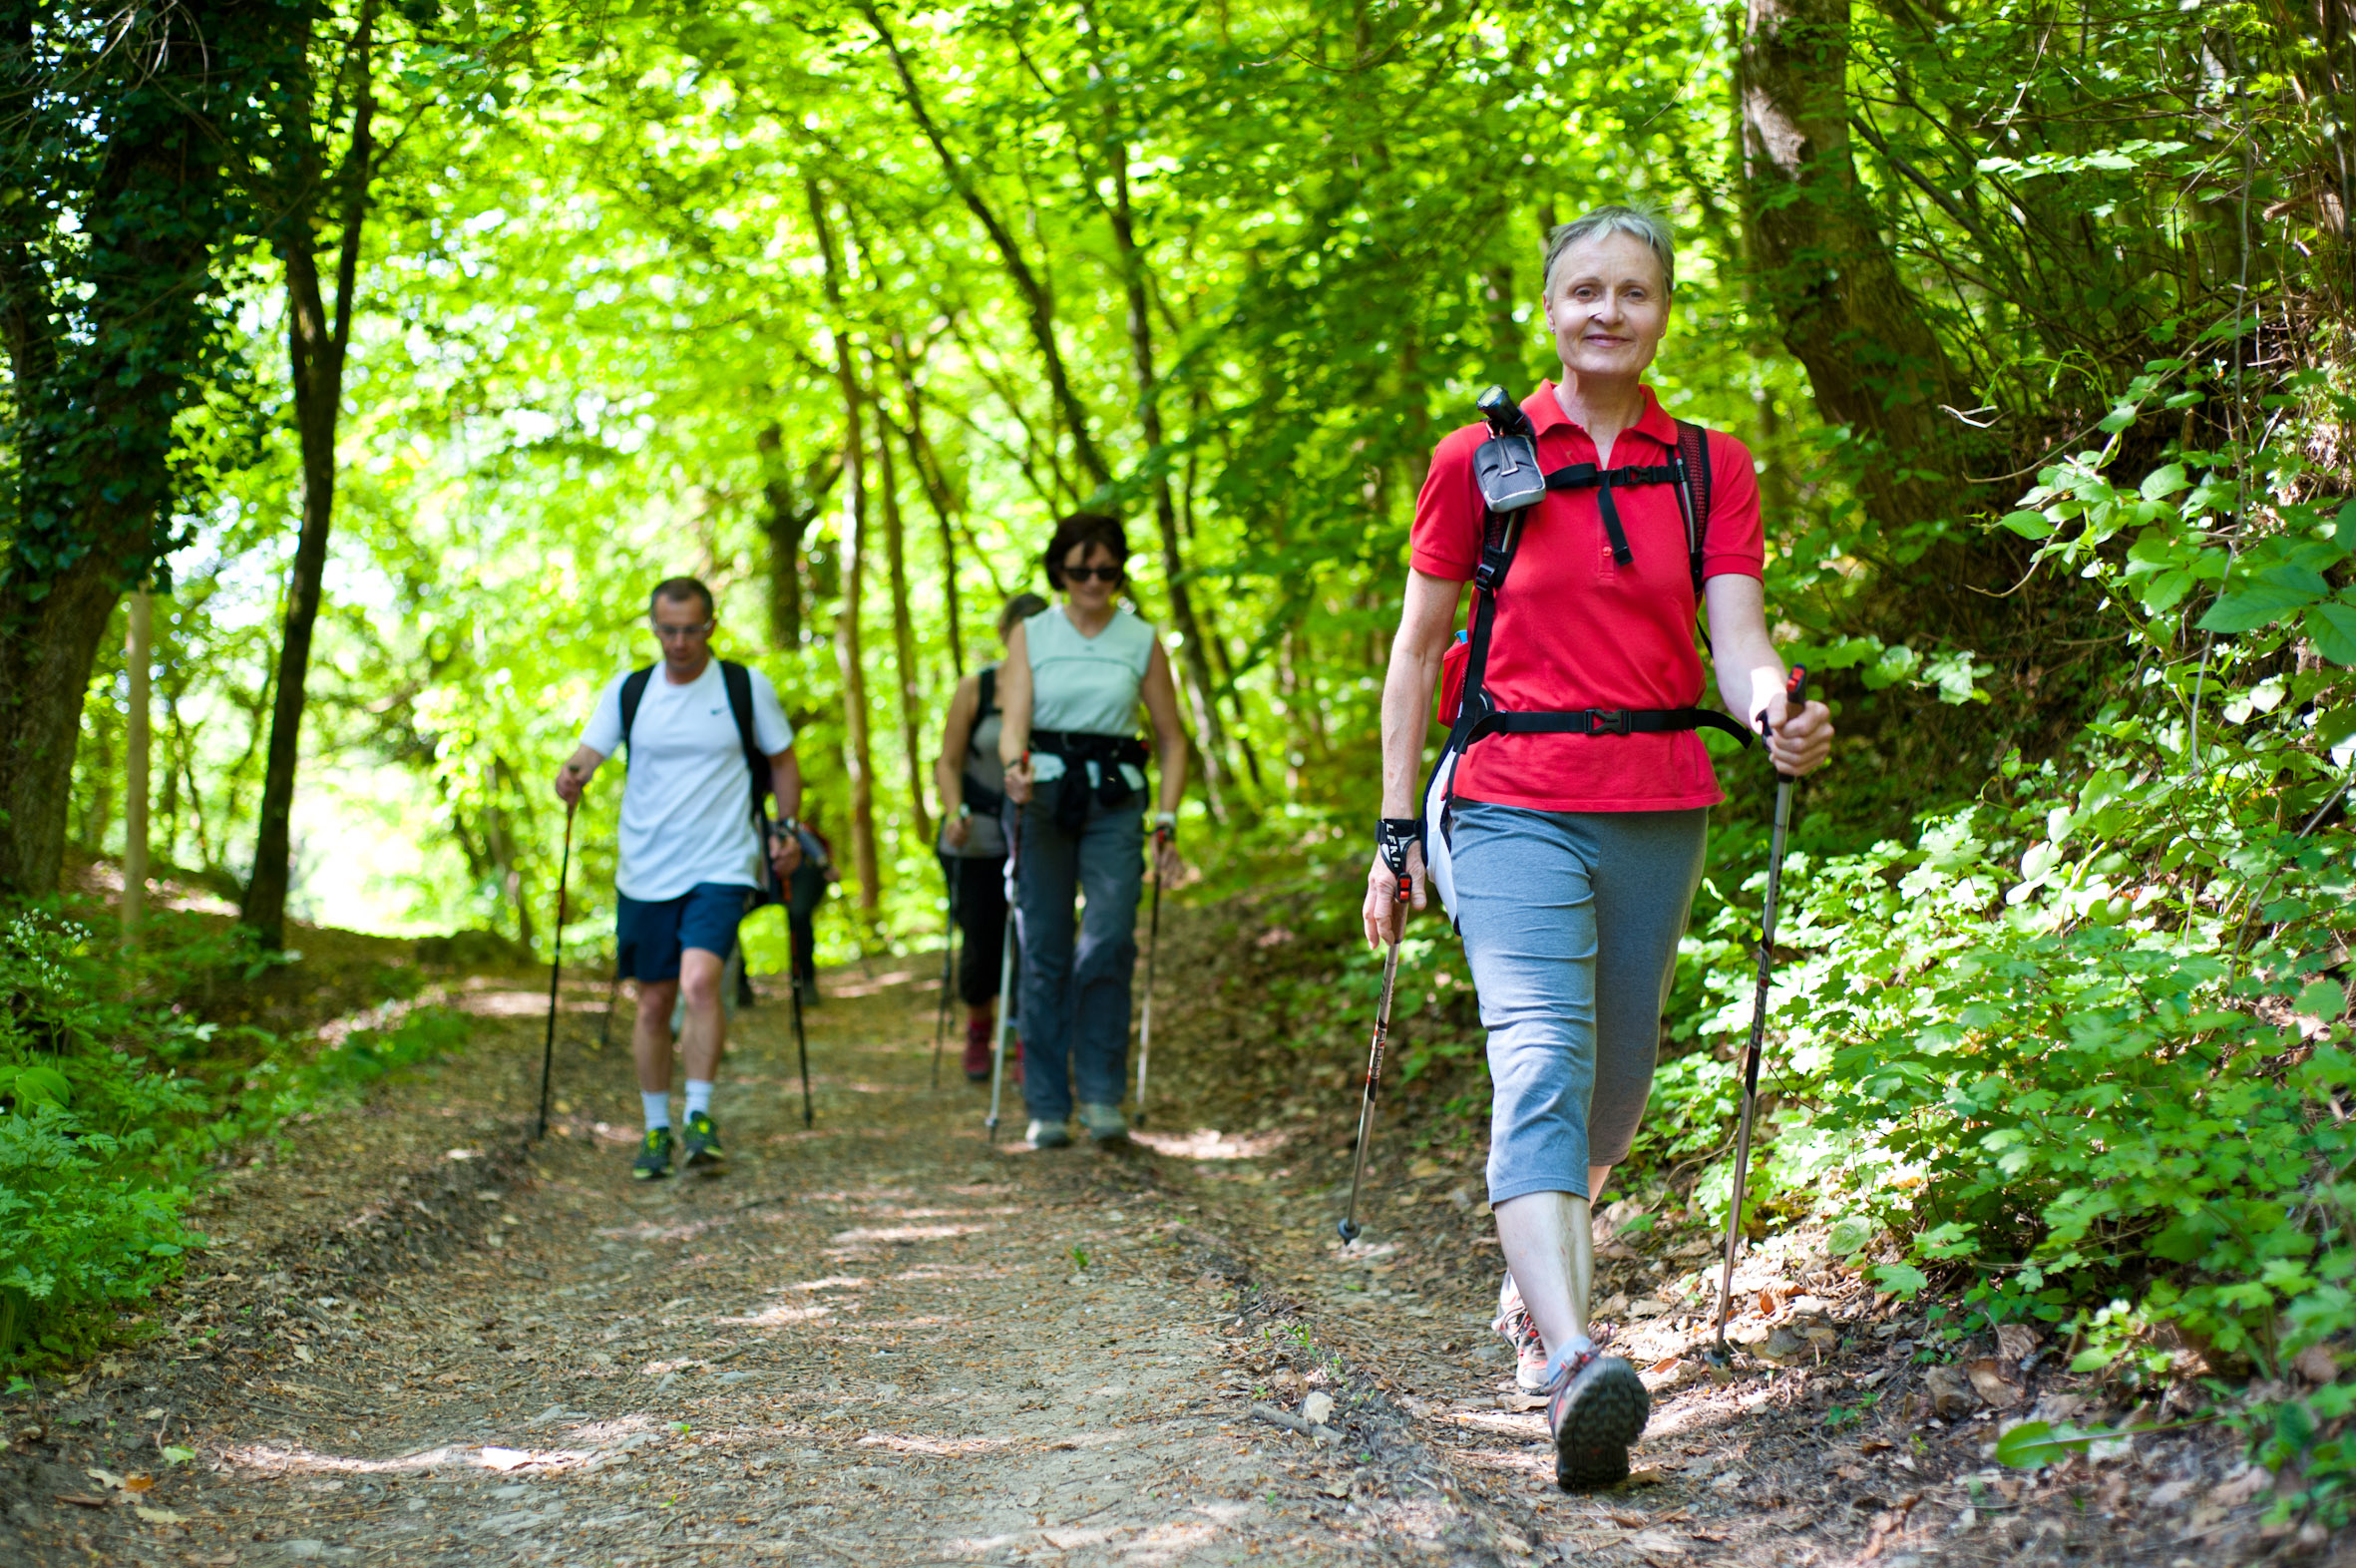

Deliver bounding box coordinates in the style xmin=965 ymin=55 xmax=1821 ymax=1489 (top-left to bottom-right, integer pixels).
xmin=651 ymin=619 xmax=714 ymax=640
xmin=1062 ymin=565 xmax=1125 ymax=584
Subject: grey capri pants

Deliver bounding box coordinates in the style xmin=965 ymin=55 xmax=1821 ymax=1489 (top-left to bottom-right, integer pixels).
xmin=1449 ymin=799 xmax=1710 ymax=1206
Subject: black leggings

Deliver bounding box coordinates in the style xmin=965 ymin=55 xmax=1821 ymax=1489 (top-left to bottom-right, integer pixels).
xmin=944 ymin=853 xmax=1009 ymax=1007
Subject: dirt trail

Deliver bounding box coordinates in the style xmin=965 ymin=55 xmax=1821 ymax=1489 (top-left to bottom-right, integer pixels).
xmin=7 ymin=963 xmax=1522 ymax=1567
xmin=5 ymin=952 xmax=2288 ymax=1567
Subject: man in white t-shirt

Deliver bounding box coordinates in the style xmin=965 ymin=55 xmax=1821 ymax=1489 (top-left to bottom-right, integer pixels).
xmin=554 ymin=578 xmax=803 ymax=1181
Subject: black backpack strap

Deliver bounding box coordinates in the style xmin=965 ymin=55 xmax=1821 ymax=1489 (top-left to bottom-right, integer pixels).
xmin=617 ymin=666 xmax=655 ymax=756
xmin=978 ymin=664 xmax=997 ymax=719
xmin=1674 ymin=420 xmax=1713 ymax=598
xmin=720 ymin=660 xmax=771 ymax=824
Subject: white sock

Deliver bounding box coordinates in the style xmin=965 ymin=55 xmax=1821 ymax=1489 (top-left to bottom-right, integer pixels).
xmin=684 ymin=1079 xmax=714 ymax=1118
xmin=641 ymin=1091 xmax=671 ymax=1132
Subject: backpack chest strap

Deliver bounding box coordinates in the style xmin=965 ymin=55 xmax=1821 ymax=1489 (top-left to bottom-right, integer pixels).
xmin=1542 ymin=462 xmax=1683 ymax=567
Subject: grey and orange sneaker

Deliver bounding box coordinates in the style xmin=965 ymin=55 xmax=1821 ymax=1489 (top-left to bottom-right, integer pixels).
xmin=631 ymin=1127 xmax=674 ymax=1181
xmin=680 ymin=1110 xmax=726 ymax=1172
xmin=1494 ymin=1273 xmax=1551 ymax=1392
xmin=1544 ymin=1345 xmax=1649 ymax=1491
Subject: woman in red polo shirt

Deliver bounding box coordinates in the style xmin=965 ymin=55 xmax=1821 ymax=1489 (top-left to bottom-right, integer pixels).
xmin=1362 ymin=205 xmax=1834 ymax=1490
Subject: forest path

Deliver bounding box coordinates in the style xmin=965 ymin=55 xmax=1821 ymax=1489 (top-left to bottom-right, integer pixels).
xmin=17 ymin=959 xmax=1522 ymax=1567
xmin=12 ymin=951 xmax=2259 ymax=1568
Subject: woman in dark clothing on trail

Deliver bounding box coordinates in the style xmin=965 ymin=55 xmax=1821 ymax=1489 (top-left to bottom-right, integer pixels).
xmin=934 ymin=593 xmax=1049 ymax=1080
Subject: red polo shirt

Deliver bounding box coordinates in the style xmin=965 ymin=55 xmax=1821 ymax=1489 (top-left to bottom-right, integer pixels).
xmin=1409 ymin=382 xmax=1765 ymax=813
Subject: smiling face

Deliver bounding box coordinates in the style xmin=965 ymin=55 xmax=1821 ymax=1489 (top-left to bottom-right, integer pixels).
xmin=1542 ymin=230 xmax=1671 ymax=384
xmin=1057 ymin=542 xmax=1125 ymax=612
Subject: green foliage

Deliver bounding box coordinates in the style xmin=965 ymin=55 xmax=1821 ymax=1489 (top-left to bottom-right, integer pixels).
xmin=0 ymin=903 xmax=464 ymax=1369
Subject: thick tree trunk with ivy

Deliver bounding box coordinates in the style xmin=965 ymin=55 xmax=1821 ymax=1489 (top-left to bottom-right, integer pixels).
xmin=0 ymin=0 xmax=287 ymax=897
xmin=1737 ymin=0 xmax=1983 ymax=534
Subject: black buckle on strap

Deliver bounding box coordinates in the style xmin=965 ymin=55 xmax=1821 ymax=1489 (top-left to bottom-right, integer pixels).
xmin=1475 ymin=542 xmax=1511 ymax=591
xmin=1584 ymin=707 xmax=1635 ymax=736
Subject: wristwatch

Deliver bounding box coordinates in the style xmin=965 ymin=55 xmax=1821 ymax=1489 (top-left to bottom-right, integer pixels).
xmin=1154 ymin=811 xmax=1177 ymax=838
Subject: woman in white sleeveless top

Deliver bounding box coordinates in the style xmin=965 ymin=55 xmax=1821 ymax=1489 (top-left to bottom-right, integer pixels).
xmin=998 ymin=514 xmax=1189 ymax=1149
xmin=934 ymin=592 xmax=1048 ymax=1080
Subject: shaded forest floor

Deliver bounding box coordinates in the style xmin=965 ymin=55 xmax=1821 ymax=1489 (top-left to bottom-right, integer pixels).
xmin=0 ymin=900 xmax=2319 ymax=1567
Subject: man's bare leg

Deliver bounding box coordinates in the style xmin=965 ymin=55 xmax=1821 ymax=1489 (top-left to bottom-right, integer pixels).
xmin=634 ymin=979 xmax=681 ymax=1094
xmin=675 ymin=948 xmax=728 ymax=1164
xmin=678 ymin=948 xmax=727 ymax=1082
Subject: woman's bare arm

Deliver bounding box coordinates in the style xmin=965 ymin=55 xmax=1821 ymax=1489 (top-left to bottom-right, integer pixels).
xmin=1363 ymin=569 xmax=1464 ymax=946
xmin=1139 ymin=640 xmax=1190 ymax=819
xmin=1702 ymin=574 xmax=1832 ymax=776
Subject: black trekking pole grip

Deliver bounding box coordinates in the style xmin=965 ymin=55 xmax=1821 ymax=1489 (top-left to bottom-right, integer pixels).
xmin=534 ymin=800 xmax=577 ymax=1144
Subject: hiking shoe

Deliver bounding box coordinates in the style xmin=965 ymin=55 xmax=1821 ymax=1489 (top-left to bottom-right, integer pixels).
xmin=964 ymin=1016 xmax=993 ymax=1083
xmin=1494 ymin=1273 xmax=1552 ymax=1393
xmin=1545 ymin=1348 xmax=1650 ymax=1491
xmin=680 ymin=1110 xmax=725 ymax=1172
xmin=1027 ymin=1119 xmax=1071 ymax=1150
xmin=1077 ymin=1102 xmax=1129 ymax=1144
xmin=631 ymin=1127 xmax=674 ymax=1181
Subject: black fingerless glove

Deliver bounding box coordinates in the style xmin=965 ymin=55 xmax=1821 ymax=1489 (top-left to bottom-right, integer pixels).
xmin=1377 ymin=817 xmax=1420 ymax=877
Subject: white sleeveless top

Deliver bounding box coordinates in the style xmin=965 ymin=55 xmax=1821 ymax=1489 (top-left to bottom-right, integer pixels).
xmin=1025 ymin=604 xmax=1153 ymax=787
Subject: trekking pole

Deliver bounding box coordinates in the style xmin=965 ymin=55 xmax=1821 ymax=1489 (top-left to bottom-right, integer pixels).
xmin=1133 ymin=824 xmax=1167 ymax=1127
xmin=792 ymin=967 xmax=814 ymax=1129
xmin=986 ymin=769 xmax=1025 ymax=1142
xmin=1338 ymin=860 xmax=1412 ymax=1243
xmin=1708 ymin=666 xmax=1809 ymax=1366
xmin=933 ymin=864 xmax=958 ymax=1090
xmin=533 ymin=799 xmax=577 ymax=1143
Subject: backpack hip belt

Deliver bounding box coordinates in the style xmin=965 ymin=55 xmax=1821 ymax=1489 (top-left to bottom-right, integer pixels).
xmin=1029 ymin=729 xmax=1151 ymax=836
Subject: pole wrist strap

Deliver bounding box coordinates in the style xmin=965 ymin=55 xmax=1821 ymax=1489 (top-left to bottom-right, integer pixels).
xmin=1377 ymin=818 xmax=1420 ymax=877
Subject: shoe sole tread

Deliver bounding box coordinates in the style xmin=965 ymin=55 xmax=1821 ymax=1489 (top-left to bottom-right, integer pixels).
xmin=1552 ymin=1359 xmax=1649 ymax=1491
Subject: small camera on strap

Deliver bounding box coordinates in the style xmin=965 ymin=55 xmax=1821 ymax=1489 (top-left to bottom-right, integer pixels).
xmin=1471 ymin=385 xmax=1545 ymax=514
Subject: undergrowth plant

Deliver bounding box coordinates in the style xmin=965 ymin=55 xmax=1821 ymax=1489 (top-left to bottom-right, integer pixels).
xmin=0 ymin=905 xmax=466 ymax=1369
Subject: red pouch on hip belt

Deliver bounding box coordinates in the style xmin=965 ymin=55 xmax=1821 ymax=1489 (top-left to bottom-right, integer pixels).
xmin=1436 ymin=630 xmax=1470 ymax=725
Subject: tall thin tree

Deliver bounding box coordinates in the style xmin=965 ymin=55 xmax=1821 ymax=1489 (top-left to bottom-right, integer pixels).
xmin=243 ymin=0 xmax=379 ymax=948
xmin=808 ymin=178 xmax=882 ymax=918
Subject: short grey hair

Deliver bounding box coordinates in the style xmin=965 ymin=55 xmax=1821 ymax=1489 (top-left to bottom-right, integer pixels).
xmin=1541 ymin=204 xmax=1676 ymax=295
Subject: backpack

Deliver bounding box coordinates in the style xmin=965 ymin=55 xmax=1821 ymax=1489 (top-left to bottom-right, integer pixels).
xmin=618 ymin=659 xmax=785 ymax=908
xmin=1419 ymin=386 xmax=1756 ymax=925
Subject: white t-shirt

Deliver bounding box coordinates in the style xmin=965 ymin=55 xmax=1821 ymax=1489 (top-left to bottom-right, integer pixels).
xmin=579 ymin=660 xmax=794 ymax=902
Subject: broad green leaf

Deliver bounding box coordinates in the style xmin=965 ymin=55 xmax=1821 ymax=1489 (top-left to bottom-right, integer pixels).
xmin=2307 ymin=601 xmax=2356 ymax=667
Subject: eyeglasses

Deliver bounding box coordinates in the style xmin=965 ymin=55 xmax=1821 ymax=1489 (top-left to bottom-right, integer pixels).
xmin=650 ymin=620 xmax=713 ymax=640
xmin=1062 ymin=565 xmax=1125 ymax=584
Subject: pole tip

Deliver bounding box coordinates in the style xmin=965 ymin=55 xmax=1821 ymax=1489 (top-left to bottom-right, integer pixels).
xmin=1337 ymin=1219 xmax=1361 ymax=1243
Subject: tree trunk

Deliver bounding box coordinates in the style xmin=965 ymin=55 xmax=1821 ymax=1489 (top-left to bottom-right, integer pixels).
xmin=756 ymin=424 xmax=839 ymax=650
xmin=1106 ymin=138 xmax=1227 ymax=820
xmin=861 ymin=2 xmax=1109 ymax=490
xmin=808 ymin=178 xmax=882 ymax=919
xmin=1737 ymin=0 xmax=1979 ymax=530
xmin=0 ymin=0 xmax=268 ymax=897
xmin=243 ymin=1 xmax=377 ymax=949
xmin=758 ymin=423 xmax=807 ymax=648
xmin=888 ymin=334 xmax=964 ymax=677
xmin=874 ymin=394 xmax=936 ymax=848
xmin=124 ymin=589 xmax=151 ymax=944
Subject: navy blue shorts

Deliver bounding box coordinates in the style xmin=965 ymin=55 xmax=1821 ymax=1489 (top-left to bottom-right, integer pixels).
xmin=615 ymin=883 xmax=756 ymax=983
